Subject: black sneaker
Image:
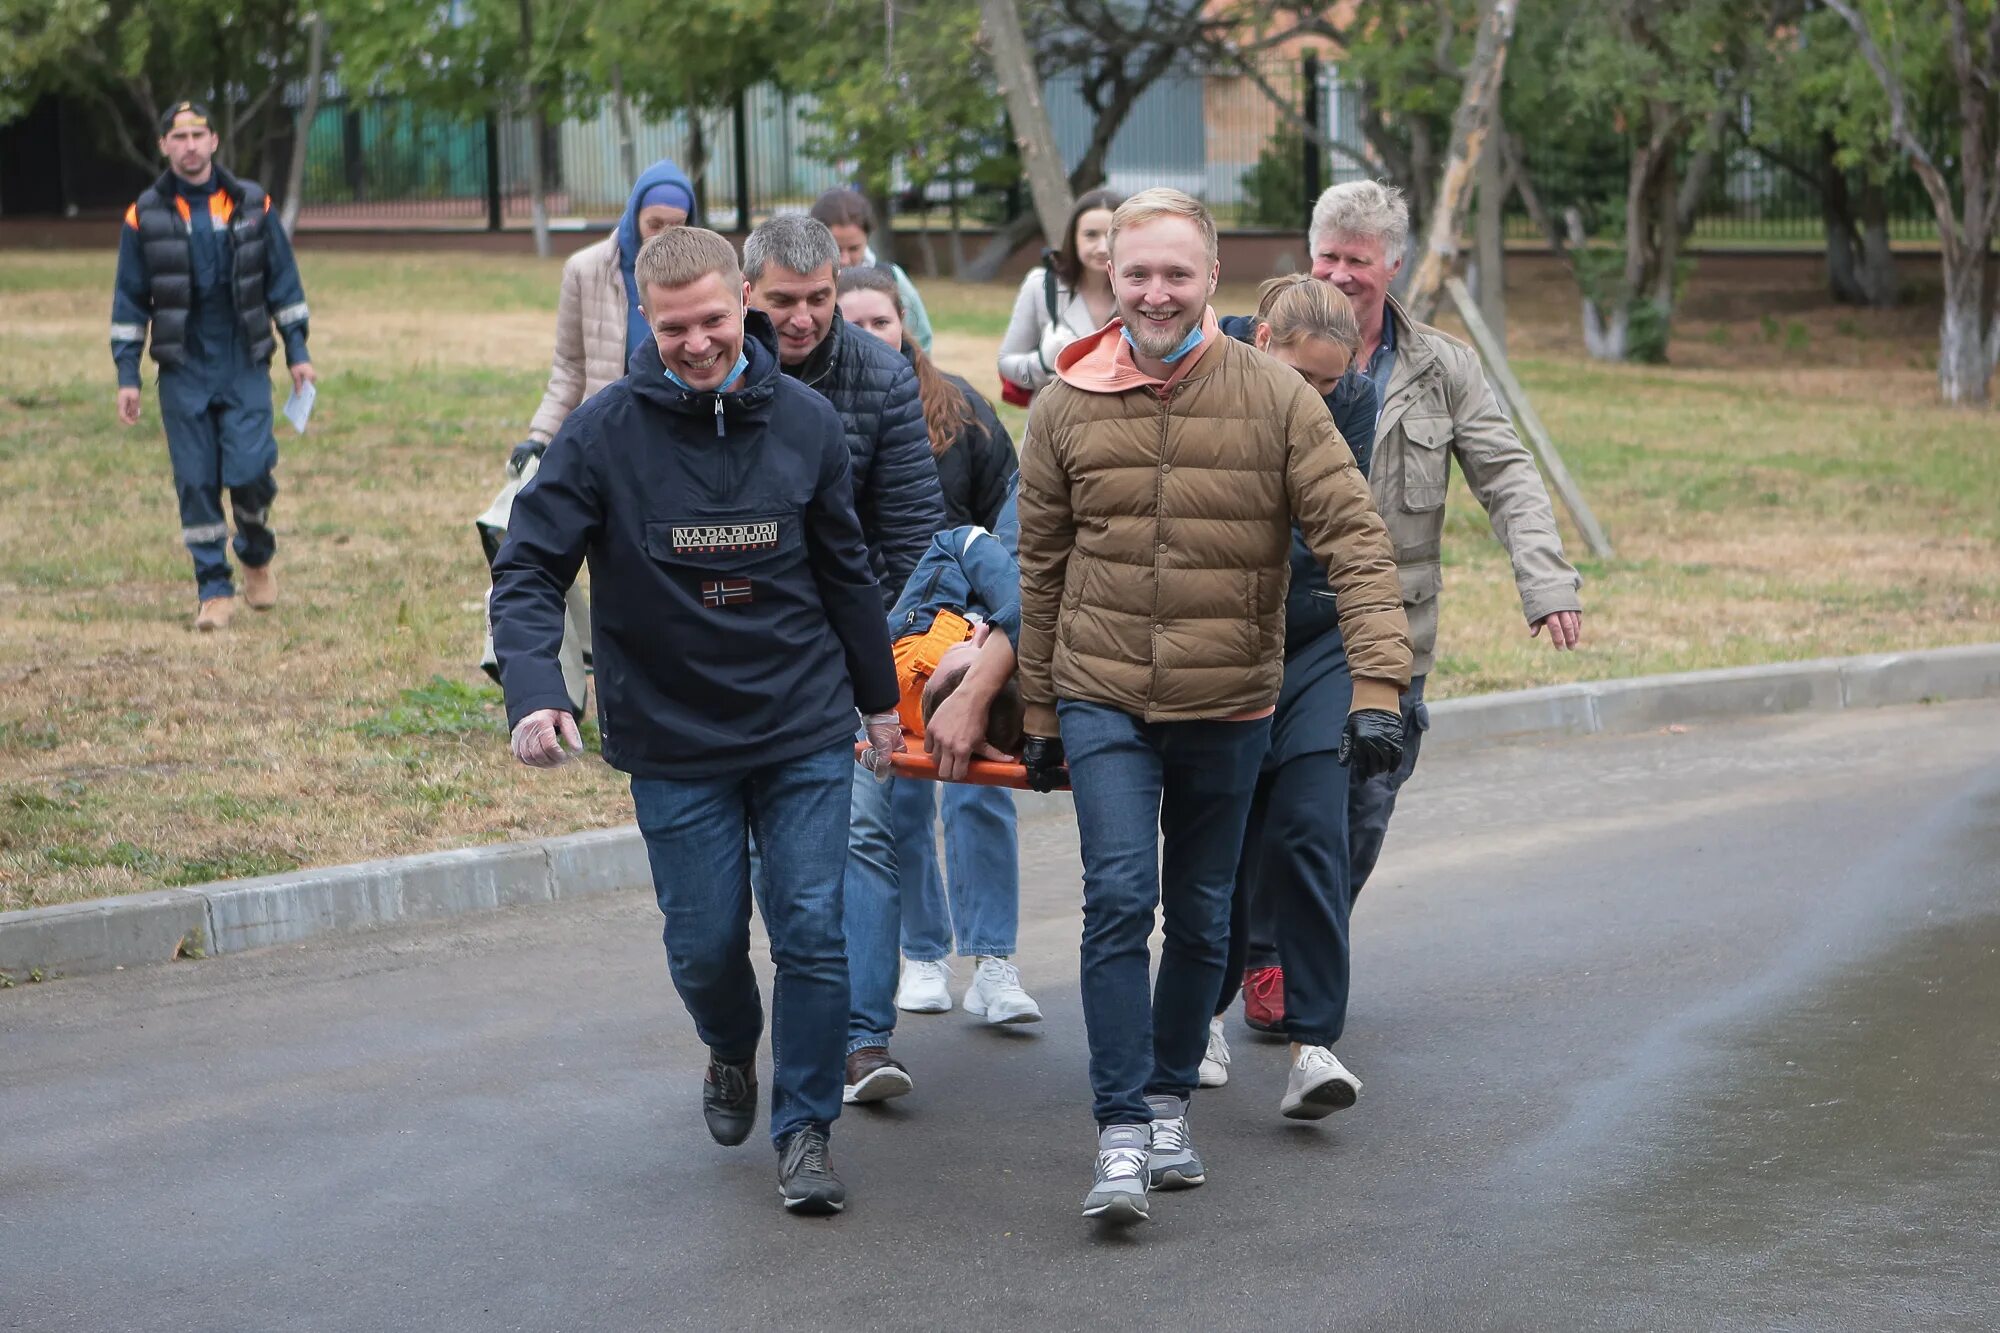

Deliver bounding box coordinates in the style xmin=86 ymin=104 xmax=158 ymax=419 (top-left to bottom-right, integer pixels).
xmin=777 ymin=1128 xmax=846 ymax=1215
xmin=702 ymin=1055 xmax=757 ymax=1147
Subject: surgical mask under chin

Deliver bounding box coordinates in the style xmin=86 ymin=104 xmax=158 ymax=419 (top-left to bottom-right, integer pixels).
xmin=663 ymin=349 xmax=749 ymax=393
xmin=1122 ymin=321 xmax=1204 ymax=364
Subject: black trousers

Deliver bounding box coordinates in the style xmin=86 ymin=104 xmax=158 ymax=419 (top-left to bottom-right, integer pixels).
xmin=1215 ymin=749 xmax=1353 ymax=1046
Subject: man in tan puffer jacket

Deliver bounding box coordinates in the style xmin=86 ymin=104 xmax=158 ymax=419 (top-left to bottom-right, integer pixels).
xmin=1015 ymin=189 xmax=1412 ymax=1225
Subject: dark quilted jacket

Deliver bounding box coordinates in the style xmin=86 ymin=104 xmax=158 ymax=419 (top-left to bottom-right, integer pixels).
xmin=908 ymin=344 xmax=1018 ymax=530
xmin=790 ymin=313 xmax=946 ymax=605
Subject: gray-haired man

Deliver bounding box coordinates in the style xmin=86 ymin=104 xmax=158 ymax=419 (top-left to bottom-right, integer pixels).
xmin=1308 ymin=180 xmax=1583 ymax=897
xmin=743 ymin=214 xmax=948 ymax=1106
xmin=744 ymin=214 xmax=944 ymax=604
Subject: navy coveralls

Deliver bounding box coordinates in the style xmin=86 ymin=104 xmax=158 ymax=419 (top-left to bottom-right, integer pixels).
xmin=111 ymin=174 xmax=311 ymax=601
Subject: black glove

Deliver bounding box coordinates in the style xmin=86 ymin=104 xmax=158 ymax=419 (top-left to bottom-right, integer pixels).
xmin=1021 ymin=735 xmax=1067 ymax=793
xmin=1338 ymin=708 xmax=1405 ymax=781
xmin=508 ymin=439 xmax=547 ymax=476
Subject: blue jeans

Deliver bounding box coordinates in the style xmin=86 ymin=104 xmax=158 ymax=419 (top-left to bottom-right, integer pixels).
xmin=1058 ymin=700 xmax=1272 ymax=1127
xmin=630 ymin=739 xmax=853 ymax=1147
xmin=898 ymin=781 xmax=1020 ymax=962
xmin=844 ymin=766 xmax=907 ymax=1053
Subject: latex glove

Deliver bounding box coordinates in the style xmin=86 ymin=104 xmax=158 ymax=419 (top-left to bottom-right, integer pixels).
xmin=860 ymin=710 xmax=905 ymax=782
xmin=1021 ymin=735 xmax=1066 ymax=793
xmin=1038 ymin=324 xmax=1076 ymax=371
xmin=508 ymin=439 xmax=547 ymax=477
xmin=512 ymin=708 xmax=583 ymax=768
xmin=1337 ymin=708 xmax=1405 ymax=781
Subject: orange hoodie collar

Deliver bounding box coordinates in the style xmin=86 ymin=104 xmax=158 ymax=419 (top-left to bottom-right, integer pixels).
xmin=1055 ymin=307 xmax=1222 ymax=396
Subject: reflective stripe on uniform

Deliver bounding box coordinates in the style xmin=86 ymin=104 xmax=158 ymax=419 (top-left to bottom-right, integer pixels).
xmin=273 ymin=301 xmax=310 ymax=328
xmin=110 ymin=322 xmax=146 ymax=343
xmin=181 ymin=523 xmax=229 ymax=545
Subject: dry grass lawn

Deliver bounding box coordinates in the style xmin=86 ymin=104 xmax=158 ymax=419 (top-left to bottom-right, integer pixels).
xmin=2 ymin=248 xmax=1995 ymax=912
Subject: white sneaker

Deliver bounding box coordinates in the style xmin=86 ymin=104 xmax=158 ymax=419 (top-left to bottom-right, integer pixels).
xmin=961 ymin=956 xmax=1043 ymax=1025
xmin=1280 ymin=1045 xmax=1361 ymax=1120
xmin=894 ymin=958 xmax=952 ymax=1014
xmin=1198 ymin=1016 xmax=1231 ymax=1087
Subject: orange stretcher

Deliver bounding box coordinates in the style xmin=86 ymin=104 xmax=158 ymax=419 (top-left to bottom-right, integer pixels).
xmin=853 ymin=734 xmax=1070 ymax=791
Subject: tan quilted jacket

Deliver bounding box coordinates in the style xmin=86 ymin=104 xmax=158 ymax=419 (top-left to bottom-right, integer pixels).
xmin=527 ymin=237 xmax=633 ymax=443
xmin=1016 ymin=330 xmax=1411 ymax=738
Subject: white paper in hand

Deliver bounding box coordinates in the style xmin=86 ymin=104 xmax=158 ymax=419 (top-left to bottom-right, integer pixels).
xmin=282 ymin=380 xmax=317 ymax=435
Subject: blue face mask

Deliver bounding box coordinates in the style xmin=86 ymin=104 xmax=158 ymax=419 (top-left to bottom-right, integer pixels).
xmin=1122 ymin=322 xmax=1205 ymax=364
xmin=662 ymin=349 xmax=749 ymax=394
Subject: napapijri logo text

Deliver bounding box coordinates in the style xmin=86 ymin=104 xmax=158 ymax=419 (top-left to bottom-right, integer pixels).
xmin=672 ymin=521 xmax=779 ymax=552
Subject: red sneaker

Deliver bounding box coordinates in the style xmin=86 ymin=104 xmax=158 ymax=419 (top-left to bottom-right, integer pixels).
xmin=1243 ymin=965 xmax=1285 ymax=1033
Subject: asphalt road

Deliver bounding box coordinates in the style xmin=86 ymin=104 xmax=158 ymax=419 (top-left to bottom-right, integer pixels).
xmin=4 ymin=700 xmax=1998 ymax=1332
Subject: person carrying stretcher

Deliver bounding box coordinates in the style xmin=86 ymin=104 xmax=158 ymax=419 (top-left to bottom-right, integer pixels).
xmin=841 ymin=488 xmax=1048 ymax=1107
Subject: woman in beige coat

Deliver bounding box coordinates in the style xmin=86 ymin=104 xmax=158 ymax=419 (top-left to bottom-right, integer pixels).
xmin=479 ymin=160 xmax=694 ymax=704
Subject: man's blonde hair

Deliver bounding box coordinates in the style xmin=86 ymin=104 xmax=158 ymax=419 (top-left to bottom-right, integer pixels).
xmin=1109 ymin=187 xmax=1218 ymax=265
xmin=1254 ymin=273 xmax=1361 ymax=355
xmin=634 ymin=226 xmax=742 ymax=305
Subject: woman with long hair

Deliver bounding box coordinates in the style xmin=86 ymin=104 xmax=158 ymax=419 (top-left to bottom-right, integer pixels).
xmin=836 ymin=265 xmax=1040 ymax=1029
xmin=995 ymin=188 xmax=1122 ymax=398
xmin=1204 ymin=274 xmax=1384 ymax=1119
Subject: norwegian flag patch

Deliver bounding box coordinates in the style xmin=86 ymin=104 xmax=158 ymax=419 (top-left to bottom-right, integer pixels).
xmin=701 ymin=579 xmax=755 ymax=608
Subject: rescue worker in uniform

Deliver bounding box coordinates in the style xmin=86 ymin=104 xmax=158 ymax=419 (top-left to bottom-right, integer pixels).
xmin=111 ymin=100 xmax=315 ymax=631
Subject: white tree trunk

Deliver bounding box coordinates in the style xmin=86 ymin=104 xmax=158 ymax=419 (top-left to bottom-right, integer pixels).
xmin=1936 ymin=251 xmax=1993 ymax=405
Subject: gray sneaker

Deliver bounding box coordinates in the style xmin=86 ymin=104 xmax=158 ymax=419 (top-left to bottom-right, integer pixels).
xmin=1081 ymin=1125 xmax=1151 ymax=1224
xmin=1146 ymin=1094 xmax=1205 ymax=1190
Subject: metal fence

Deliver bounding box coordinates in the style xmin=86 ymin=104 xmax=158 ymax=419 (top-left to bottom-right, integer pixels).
xmin=27 ymin=53 xmax=1935 ymax=246
xmin=293 ymin=84 xmax=854 ymax=231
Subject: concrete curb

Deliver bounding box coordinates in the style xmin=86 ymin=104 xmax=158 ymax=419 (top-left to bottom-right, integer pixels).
xmin=7 ymin=642 xmax=1998 ymax=983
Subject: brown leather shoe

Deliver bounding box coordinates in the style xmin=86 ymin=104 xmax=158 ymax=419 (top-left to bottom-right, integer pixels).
xmin=842 ymin=1047 xmax=913 ymax=1105
xmin=195 ymin=596 xmax=236 ymax=632
xmin=242 ymin=562 xmax=277 ymax=610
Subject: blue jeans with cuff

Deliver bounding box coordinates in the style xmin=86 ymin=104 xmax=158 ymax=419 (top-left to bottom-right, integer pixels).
xmin=1058 ymin=699 xmax=1271 ymax=1128
xmin=897 ymin=780 xmax=1020 ymax=962
xmin=630 ymin=739 xmax=853 ymax=1148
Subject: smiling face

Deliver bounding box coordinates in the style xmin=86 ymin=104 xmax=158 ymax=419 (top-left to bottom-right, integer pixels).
xmin=747 ymin=262 xmax=837 ymax=366
xmin=1311 ymin=230 xmax=1398 ymax=331
xmin=643 ymin=272 xmax=748 ymax=391
xmin=1254 ymin=326 xmax=1354 ymax=399
xmin=837 ymin=287 xmax=903 ymax=349
xmin=159 ymin=123 xmax=219 ymax=185
xmin=1110 ymin=215 xmax=1218 ymax=363
xmin=1074 ymin=208 xmax=1115 ymax=277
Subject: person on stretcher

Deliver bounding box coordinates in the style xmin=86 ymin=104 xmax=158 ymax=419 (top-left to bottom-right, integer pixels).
xmin=890 ymin=509 xmax=1029 ymax=780
xmin=840 ymin=491 xmax=1045 ymax=1107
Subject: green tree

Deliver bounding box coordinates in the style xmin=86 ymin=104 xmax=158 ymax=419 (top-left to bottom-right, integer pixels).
xmin=1746 ymin=8 xmax=1912 ymax=306
xmin=1540 ymin=0 xmax=1785 ymax=361
xmin=1 ymin=0 xmax=323 ymax=190
xmin=583 ymin=0 xmax=797 ymax=216
xmin=782 ymin=0 xmax=1001 ymax=239
xmin=1824 ymin=0 xmax=2000 ymax=405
